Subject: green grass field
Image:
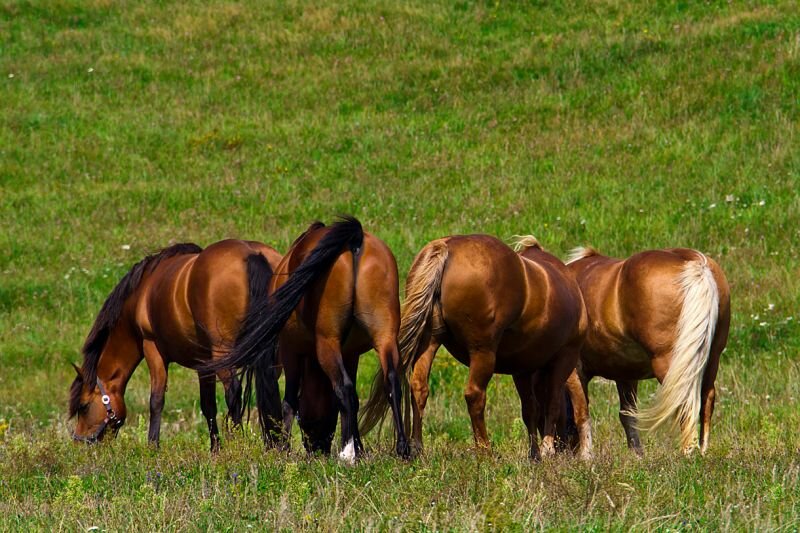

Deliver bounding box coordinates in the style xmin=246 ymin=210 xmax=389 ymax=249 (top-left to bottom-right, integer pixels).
xmin=2 ymin=0 xmax=799 ymax=529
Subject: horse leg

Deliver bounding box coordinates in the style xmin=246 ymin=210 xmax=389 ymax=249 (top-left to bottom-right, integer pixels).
xmin=316 ymin=337 xmax=362 ymax=463
xmin=216 ymin=368 xmax=242 ymax=429
xmin=616 ymin=379 xmax=643 ymax=456
xmin=281 ymin=347 xmax=303 ymax=447
xmin=410 ymin=339 xmax=440 ymax=453
xmin=298 ymin=358 xmax=337 ymax=456
xmin=566 ymin=369 xmax=593 ymax=460
xmin=699 ymin=384 xmax=716 ymax=455
xmin=512 ymin=372 xmax=541 ymax=461
xmin=342 ymin=351 xmax=365 ymax=456
xmin=143 ymin=340 xmax=168 ymax=446
xmin=198 ymin=372 xmax=220 ymax=453
xmin=699 ymin=345 xmax=722 ymax=455
xmin=464 ymin=348 xmax=496 ymax=451
xmin=371 ymin=339 xmax=411 ymax=459
xmin=541 ymin=345 xmax=580 ymax=458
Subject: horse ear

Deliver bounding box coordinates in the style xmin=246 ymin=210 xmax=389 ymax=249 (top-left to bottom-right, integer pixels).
xmin=71 ymin=362 xmax=83 ymax=378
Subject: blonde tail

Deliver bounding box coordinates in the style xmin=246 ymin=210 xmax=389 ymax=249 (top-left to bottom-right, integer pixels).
xmin=359 ymin=240 xmax=449 ymax=435
xmin=637 ymin=255 xmax=719 ymax=454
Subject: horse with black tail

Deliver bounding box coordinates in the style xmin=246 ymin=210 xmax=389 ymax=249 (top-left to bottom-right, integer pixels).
xmin=563 ymin=246 xmax=730 ymax=456
xmin=209 ymin=217 xmax=410 ymax=461
xmin=69 ymin=239 xmax=282 ymax=452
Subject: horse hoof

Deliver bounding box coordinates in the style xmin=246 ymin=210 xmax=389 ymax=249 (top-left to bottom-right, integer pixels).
xmin=397 ymin=440 xmax=412 ymax=460
xmin=338 ymin=438 xmax=357 ymax=465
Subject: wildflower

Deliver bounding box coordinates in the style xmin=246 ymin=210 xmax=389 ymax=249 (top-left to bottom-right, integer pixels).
xmin=725 ymin=194 xmax=735 ymax=202
xmin=8 ymin=73 xmax=13 ymax=79
xmin=767 ymin=303 xmax=775 ymax=311
xmin=87 ymin=67 xmax=94 ymax=73
xmin=759 ymin=322 xmax=768 ymax=327
xmin=709 ymin=203 xmax=716 ymax=209
xmin=121 ymin=244 xmax=131 ymax=250
xmin=759 ymin=200 xmax=766 ymax=206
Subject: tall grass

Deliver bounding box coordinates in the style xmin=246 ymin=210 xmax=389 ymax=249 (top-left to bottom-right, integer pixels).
xmin=1 ymin=0 xmax=798 ymax=529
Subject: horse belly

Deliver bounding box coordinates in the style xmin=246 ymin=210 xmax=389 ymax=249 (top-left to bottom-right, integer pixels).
xmin=581 ymin=339 xmax=653 ymax=381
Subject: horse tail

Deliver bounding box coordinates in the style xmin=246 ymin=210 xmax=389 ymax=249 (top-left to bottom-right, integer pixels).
xmin=231 ymin=252 xmax=274 ymax=428
xmin=360 ymin=239 xmax=449 ymax=436
xmin=208 ymin=216 xmax=364 ymax=444
xmin=636 ymin=253 xmax=720 ymax=453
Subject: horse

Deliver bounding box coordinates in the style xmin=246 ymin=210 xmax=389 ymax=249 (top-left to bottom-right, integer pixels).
xmin=361 ymin=234 xmax=593 ymax=461
xmin=69 ymin=239 xmax=282 ymax=452
xmin=562 ymin=246 xmax=730 ymax=456
xmin=209 ymin=217 xmax=410 ymax=461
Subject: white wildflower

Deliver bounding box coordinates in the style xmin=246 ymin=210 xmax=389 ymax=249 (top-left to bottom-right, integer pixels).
xmin=121 ymin=244 xmax=131 ymax=250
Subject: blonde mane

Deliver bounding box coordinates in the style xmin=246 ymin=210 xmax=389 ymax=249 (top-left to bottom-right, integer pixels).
xmin=511 ymin=235 xmax=543 ymax=252
xmin=565 ymin=246 xmax=599 ymax=265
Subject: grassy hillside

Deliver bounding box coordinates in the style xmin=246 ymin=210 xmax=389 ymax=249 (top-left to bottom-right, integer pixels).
xmin=1 ymin=0 xmax=799 ymax=529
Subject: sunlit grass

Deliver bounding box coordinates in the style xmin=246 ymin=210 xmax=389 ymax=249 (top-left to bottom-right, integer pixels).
xmin=1 ymin=0 xmax=799 ymax=529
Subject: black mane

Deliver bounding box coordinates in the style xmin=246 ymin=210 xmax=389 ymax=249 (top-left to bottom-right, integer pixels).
xmin=69 ymin=242 xmax=202 ymax=417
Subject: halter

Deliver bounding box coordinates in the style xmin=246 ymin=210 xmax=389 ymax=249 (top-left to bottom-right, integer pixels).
xmin=72 ymin=377 xmax=124 ymax=443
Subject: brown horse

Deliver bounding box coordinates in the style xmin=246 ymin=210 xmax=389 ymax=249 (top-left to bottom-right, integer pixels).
xmin=69 ymin=239 xmax=282 ymax=451
xmin=210 ymin=217 xmax=410 ymax=460
xmin=361 ymin=234 xmax=593 ymax=460
xmin=562 ymin=246 xmax=730 ymax=456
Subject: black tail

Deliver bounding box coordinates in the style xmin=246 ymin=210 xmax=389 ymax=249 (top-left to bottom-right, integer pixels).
xmin=208 ymin=216 xmax=364 ymax=444
xmin=230 ymin=253 xmax=274 ymax=428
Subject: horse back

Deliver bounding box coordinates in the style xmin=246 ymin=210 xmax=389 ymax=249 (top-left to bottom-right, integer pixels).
xmin=187 ymin=240 xmax=281 ymax=348
xmin=271 ymin=225 xmax=375 ymax=353
xmin=137 ymin=252 xmax=200 ymax=360
xmin=514 ymin=247 xmax=587 ymax=353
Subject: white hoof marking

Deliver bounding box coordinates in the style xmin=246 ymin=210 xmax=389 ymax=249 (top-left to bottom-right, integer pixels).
xmin=339 ymin=438 xmax=356 ymax=464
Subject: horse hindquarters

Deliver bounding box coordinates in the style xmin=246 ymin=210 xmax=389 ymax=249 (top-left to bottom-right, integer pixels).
xmin=638 ymin=255 xmax=722 ymax=454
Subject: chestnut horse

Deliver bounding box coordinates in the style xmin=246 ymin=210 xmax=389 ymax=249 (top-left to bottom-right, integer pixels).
xmin=69 ymin=239 xmax=282 ymax=451
xmin=362 ymin=235 xmax=593 ymax=460
xmin=563 ymin=246 xmax=730 ymax=455
xmin=210 ymin=217 xmax=410 ymax=460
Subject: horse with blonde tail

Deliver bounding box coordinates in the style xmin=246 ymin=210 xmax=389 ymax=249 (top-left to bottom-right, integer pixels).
xmin=563 ymin=246 xmax=730 ymax=456
xmin=361 ymin=234 xmax=593 ymax=461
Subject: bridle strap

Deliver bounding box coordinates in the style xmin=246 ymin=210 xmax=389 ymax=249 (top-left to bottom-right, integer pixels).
xmin=72 ymin=377 xmax=123 ymax=443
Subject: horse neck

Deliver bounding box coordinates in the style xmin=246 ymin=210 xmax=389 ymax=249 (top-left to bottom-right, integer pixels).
xmin=95 ymin=311 xmax=143 ymax=396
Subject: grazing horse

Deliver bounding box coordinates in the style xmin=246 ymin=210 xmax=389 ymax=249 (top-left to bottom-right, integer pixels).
xmin=362 ymin=234 xmax=593 ymax=461
xmin=69 ymin=240 xmax=282 ymax=451
xmin=563 ymin=246 xmax=730 ymax=456
xmin=210 ymin=217 xmax=410 ymax=460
